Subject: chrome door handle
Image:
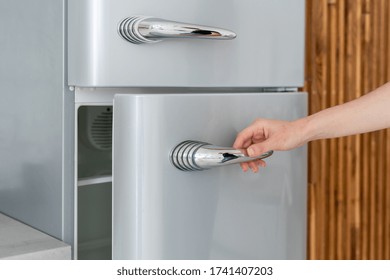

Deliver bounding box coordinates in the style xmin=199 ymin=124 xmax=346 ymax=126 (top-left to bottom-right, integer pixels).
xmin=170 ymin=140 xmax=273 ymax=171
xmin=118 ymin=16 xmax=237 ymax=44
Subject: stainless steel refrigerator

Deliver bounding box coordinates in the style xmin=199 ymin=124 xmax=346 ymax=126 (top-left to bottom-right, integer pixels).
xmin=0 ymin=0 xmax=307 ymax=259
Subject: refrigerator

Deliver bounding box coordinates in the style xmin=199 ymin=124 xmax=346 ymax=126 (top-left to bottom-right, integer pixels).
xmin=0 ymin=0 xmax=307 ymax=259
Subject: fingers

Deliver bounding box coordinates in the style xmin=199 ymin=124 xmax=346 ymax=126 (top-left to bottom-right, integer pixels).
xmin=239 ymin=160 xmax=266 ymax=173
xmin=233 ymin=128 xmax=254 ymax=149
xmin=247 ymin=140 xmax=271 ymax=157
xmin=234 ymin=119 xmax=270 ymax=173
xmin=240 ymin=162 xmax=249 ymax=172
xmin=233 ymin=121 xmax=265 ymax=149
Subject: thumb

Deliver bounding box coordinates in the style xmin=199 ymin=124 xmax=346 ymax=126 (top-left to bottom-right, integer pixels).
xmin=247 ymin=140 xmax=273 ymax=157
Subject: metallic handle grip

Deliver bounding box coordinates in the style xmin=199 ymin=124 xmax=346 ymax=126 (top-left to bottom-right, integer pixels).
xmin=118 ymin=16 xmax=237 ymax=44
xmin=170 ymin=140 xmax=273 ymax=171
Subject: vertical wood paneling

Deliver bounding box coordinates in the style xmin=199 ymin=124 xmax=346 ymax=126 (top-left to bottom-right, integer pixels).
xmin=305 ymin=0 xmax=390 ymax=259
xmin=336 ymin=0 xmax=346 ymax=259
xmin=361 ymin=0 xmax=371 ymax=259
xmin=386 ymin=2 xmax=390 ymax=260
xmin=328 ymin=0 xmax=337 ymax=260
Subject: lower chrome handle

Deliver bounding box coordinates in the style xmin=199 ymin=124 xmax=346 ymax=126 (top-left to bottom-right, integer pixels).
xmin=170 ymin=140 xmax=273 ymax=171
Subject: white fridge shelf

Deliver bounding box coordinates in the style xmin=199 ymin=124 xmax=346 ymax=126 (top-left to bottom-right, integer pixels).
xmin=77 ymin=175 xmax=112 ymax=187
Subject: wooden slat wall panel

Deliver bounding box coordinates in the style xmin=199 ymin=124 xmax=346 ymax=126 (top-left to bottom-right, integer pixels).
xmin=305 ymin=0 xmax=390 ymax=259
xmin=387 ymin=1 xmax=390 ymax=260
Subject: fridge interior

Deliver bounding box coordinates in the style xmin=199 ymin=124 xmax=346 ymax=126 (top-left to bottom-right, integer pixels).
xmin=77 ymin=106 xmax=113 ymax=260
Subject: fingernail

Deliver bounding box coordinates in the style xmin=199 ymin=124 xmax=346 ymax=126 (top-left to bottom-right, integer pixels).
xmin=247 ymin=147 xmax=254 ymax=157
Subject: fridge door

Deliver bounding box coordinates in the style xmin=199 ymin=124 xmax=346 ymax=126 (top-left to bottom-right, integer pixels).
xmin=68 ymin=0 xmax=305 ymax=87
xmin=112 ymin=92 xmax=307 ymax=260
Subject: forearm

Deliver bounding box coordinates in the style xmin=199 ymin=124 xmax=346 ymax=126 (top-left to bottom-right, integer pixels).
xmin=297 ymin=82 xmax=390 ymax=143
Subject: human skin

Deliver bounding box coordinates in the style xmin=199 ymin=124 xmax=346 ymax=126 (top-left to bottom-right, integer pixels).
xmin=233 ymin=82 xmax=390 ymax=172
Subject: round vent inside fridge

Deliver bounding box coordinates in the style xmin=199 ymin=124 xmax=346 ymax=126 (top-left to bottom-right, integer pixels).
xmin=79 ymin=106 xmax=113 ymax=152
xmin=90 ymin=108 xmax=112 ymax=151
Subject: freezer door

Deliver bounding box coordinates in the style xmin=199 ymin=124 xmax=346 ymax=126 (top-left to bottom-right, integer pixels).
xmin=68 ymin=0 xmax=305 ymax=87
xmin=113 ymin=92 xmax=307 ymax=260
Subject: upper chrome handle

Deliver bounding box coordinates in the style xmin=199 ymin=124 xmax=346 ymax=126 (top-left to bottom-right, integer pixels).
xmin=118 ymin=16 xmax=237 ymax=44
xmin=170 ymin=140 xmax=273 ymax=172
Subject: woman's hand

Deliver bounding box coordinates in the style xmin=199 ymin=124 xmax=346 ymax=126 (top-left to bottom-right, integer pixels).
xmin=233 ymin=118 xmax=307 ymax=172
xmin=233 ymin=83 xmax=390 ymax=172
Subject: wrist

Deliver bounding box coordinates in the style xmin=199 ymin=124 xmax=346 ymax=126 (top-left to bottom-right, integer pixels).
xmin=292 ymin=117 xmax=314 ymax=145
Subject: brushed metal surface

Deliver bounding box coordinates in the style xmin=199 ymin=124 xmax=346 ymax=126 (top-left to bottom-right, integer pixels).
xmin=68 ymin=0 xmax=305 ymax=87
xmin=0 ymin=0 xmax=74 ymax=243
xmin=113 ymin=92 xmax=307 ymax=259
